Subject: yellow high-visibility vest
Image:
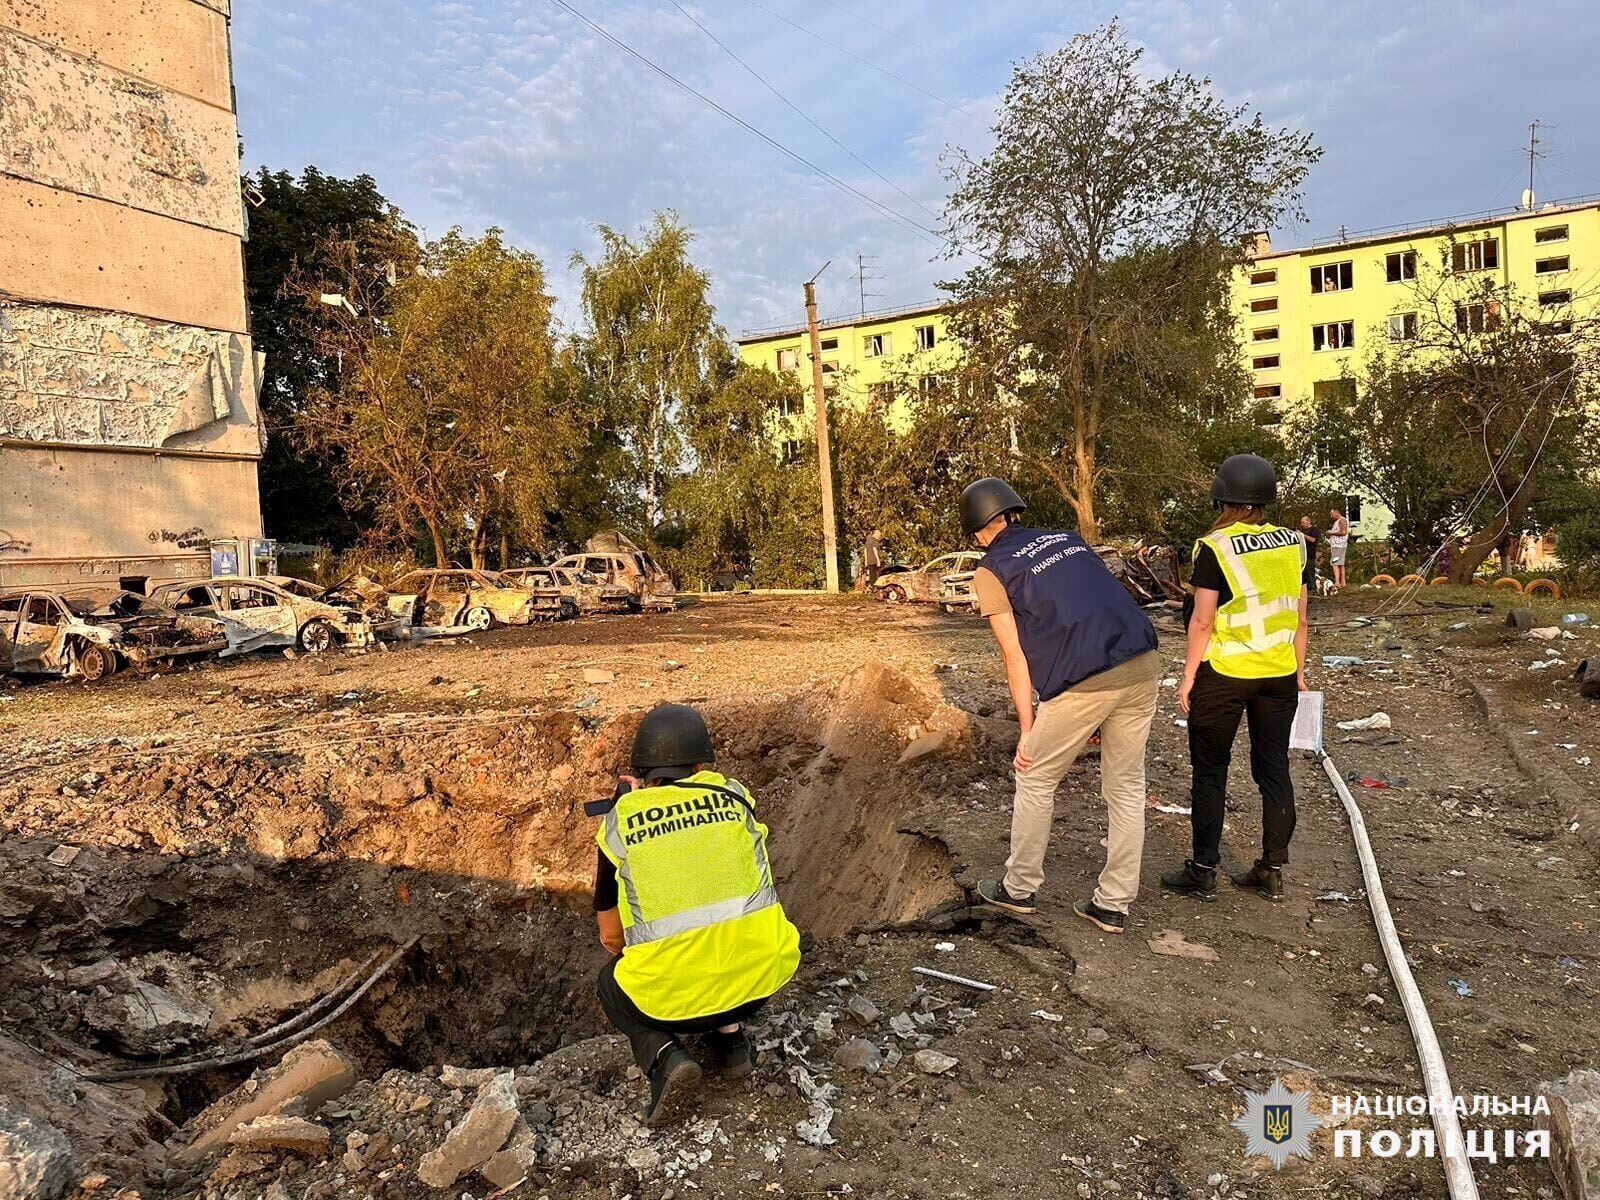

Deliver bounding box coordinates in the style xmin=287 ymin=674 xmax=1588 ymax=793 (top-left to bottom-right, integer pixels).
xmin=597 ymin=770 xmax=800 ymax=1022
xmin=1193 ymin=522 xmax=1306 ymax=679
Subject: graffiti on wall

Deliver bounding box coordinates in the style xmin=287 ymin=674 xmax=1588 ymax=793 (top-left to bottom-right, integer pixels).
xmin=0 ymin=529 xmax=31 ymax=554
xmin=147 ymin=527 xmax=209 ymax=551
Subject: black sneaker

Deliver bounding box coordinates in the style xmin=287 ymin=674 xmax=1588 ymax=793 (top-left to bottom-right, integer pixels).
xmin=1230 ymin=860 xmax=1285 ymax=902
xmin=1160 ymin=860 xmax=1218 ymax=901
xmin=644 ymin=1043 xmax=702 ymax=1126
xmin=708 ymin=1027 xmax=755 ymax=1080
xmin=1073 ymin=898 xmax=1126 ymax=934
xmin=977 ymin=878 xmax=1037 ymax=914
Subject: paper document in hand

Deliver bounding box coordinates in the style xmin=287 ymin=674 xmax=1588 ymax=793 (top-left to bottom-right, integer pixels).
xmin=1290 ymin=691 xmax=1324 ymax=753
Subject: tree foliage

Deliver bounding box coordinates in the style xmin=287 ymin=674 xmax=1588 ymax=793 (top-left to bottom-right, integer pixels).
xmin=293 ymin=230 xmax=575 ymax=568
xmin=243 ymin=167 xmax=416 ymax=547
xmin=1295 ymin=249 xmax=1599 ymax=579
xmin=942 ymin=22 xmax=1319 ymax=539
xmin=571 ymin=213 xmax=721 ymax=534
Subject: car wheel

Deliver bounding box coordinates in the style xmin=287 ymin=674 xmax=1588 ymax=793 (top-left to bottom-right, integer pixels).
xmin=883 ymin=585 xmax=907 ymax=604
xmin=298 ymin=619 xmax=337 ymax=653
xmin=560 ymin=600 xmax=579 ymax=621
xmin=464 ymin=606 xmax=493 ymax=631
xmin=77 ymin=643 xmax=117 ymax=682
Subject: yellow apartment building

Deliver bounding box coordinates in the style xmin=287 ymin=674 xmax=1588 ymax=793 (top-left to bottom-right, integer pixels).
xmin=735 ymin=302 xmax=959 ymax=462
xmin=1233 ymin=194 xmax=1600 ymax=532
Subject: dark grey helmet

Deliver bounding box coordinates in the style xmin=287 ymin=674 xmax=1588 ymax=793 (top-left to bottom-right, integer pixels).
xmin=631 ymin=703 xmax=715 ymax=778
xmin=1210 ymin=454 xmax=1278 ymax=508
xmin=959 ymin=477 xmax=1026 ymax=536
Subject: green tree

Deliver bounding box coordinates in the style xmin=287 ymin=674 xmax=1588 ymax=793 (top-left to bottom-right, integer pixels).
xmin=571 ymin=212 xmax=721 ymax=535
xmin=1295 ymin=255 xmax=1599 ymax=579
xmin=663 ymin=358 xmax=821 ymax=587
xmin=295 ymin=230 xmax=574 ymax=568
xmin=942 ymin=22 xmax=1319 ymax=540
xmin=243 ymin=167 xmax=416 ymax=546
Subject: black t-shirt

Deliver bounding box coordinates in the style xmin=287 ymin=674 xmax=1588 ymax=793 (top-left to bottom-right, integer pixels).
xmin=1302 ymin=526 xmax=1321 ymax=547
xmin=593 ymin=847 xmax=619 ymax=912
xmin=1190 ymin=540 xmax=1314 ymax=608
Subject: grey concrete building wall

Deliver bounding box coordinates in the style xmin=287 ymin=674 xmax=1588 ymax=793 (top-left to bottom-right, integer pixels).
xmin=0 ymin=0 xmax=262 ymax=588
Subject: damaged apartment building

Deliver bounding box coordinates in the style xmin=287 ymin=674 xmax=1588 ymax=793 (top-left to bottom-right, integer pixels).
xmin=0 ymin=0 xmax=267 ymax=589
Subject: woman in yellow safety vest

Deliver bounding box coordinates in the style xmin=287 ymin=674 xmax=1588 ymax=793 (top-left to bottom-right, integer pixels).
xmin=1162 ymin=454 xmax=1311 ymax=904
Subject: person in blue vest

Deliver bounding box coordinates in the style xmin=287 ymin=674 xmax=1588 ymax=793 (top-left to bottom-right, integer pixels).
xmin=961 ymin=478 xmax=1163 ymax=933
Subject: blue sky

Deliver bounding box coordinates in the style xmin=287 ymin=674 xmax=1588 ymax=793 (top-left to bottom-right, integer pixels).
xmin=233 ymin=0 xmax=1600 ymax=336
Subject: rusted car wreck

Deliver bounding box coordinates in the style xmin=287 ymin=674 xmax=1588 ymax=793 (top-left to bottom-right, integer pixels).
xmin=149 ymin=576 xmax=376 ymax=655
xmin=0 ymin=587 xmax=226 ymax=681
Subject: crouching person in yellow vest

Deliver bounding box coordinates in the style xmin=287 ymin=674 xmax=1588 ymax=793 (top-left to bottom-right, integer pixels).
xmin=593 ymin=703 xmax=801 ymax=1125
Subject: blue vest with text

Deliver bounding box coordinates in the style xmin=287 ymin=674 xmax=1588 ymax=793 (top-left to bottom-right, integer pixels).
xmin=980 ymin=524 xmax=1157 ymax=702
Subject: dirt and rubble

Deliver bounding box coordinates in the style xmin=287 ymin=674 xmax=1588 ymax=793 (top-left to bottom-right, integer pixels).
xmin=0 ymin=592 xmax=1597 ymax=1200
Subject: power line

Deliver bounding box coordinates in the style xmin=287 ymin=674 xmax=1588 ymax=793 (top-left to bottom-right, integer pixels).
xmin=741 ymin=0 xmax=973 ymax=115
xmin=544 ymin=0 xmax=956 ymax=253
xmin=665 ymin=0 xmax=942 ymax=221
xmin=808 ymin=0 xmax=994 ymax=92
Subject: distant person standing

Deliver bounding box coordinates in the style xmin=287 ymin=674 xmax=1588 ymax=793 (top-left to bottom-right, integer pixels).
xmin=1299 ymin=516 xmax=1322 ymax=593
xmin=959 ymin=478 xmax=1161 ymax=934
xmin=863 ymin=528 xmax=884 ymax=587
xmin=1327 ymin=508 xmax=1350 ymax=591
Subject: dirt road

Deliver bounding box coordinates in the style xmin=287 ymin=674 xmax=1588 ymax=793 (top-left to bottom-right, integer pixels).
xmin=0 ymin=592 xmax=1595 ymax=1200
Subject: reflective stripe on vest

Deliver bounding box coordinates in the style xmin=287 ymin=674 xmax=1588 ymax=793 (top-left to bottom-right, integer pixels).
xmin=600 ymin=776 xmax=778 ymax=945
xmin=1196 ymin=523 xmax=1305 ymax=679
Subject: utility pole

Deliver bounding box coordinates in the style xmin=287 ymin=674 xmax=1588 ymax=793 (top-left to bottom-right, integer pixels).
xmin=804 ymin=264 xmax=840 ymax=593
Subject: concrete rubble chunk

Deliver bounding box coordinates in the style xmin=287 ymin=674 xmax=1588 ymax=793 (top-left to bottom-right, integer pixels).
xmin=0 ymin=1106 xmax=74 ymax=1200
xmin=582 ymin=668 xmax=615 ymax=685
xmin=844 ymin=994 xmax=880 ymax=1025
xmin=439 ymin=1066 xmax=498 ymax=1089
xmin=417 ymin=1071 xmax=519 ymax=1189
xmin=84 ymin=978 xmax=211 ymax=1055
xmin=835 ymin=1038 xmax=883 ymax=1073
xmin=897 ymin=730 xmax=948 ymax=766
xmin=226 ymin=1115 xmax=331 ymax=1157
xmin=912 ymin=1049 xmax=958 ymax=1075
xmin=180 ymin=1040 xmax=356 ymax=1161
xmin=1538 ymin=1069 xmax=1600 ymax=1200
xmin=478 ymin=1119 xmax=538 ymax=1191
xmin=64 ymin=958 xmax=120 ymax=988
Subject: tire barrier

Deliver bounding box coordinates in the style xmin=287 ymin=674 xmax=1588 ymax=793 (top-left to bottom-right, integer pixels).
xmin=1397 ymin=574 xmax=1424 ymax=587
xmin=1472 ymin=578 xmax=1490 ymax=588
xmin=1369 ymin=574 xmax=1397 ymax=588
xmin=1524 ymin=578 xmax=1562 ymax=600
xmin=1430 ymin=576 xmax=1450 ymax=586
xmin=1492 ymin=577 xmax=1524 ymax=592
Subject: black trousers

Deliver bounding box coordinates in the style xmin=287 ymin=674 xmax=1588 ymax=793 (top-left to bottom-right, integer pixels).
xmin=1188 ymin=662 xmax=1298 ymax=869
xmin=596 ymin=956 xmax=767 ymax=1072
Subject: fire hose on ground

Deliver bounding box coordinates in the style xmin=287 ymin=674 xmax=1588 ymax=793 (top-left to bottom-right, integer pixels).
xmin=1321 ymin=750 xmax=1480 ymax=1200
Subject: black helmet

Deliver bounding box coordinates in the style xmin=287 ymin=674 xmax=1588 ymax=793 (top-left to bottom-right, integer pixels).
xmin=1210 ymin=454 xmax=1278 ymax=508
xmin=631 ymin=704 xmax=715 ymax=778
xmin=959 ymin=477 xmax=1026 ymax=537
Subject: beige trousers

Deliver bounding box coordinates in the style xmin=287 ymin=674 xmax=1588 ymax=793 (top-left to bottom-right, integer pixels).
xmin=1002 ymin=675 xmax=1159 ymax=912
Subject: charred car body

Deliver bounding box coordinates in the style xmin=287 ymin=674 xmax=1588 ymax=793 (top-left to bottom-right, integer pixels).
xmin=262 ymin=575 xmax=411 ymax=641
xmin=150 ymin=576 xmax=375 ymax=655
xmin=382 ymin=569 xmax=537 ymax=631
xmin=502 ymin=566 xmax=629 ymax=618
xmin=0 ymin=587 xmax=226 ymax=681
xmin=872 ymin=552 xmax=984 ymax=605
xmin=551 ymin=534 xmax=676 ymax=613
xmin=939 ymin=544 xmax=1185 ymax=614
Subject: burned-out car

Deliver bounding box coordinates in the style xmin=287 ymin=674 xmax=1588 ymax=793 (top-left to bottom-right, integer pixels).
xmin=0 ymin=587 xmax=227 ymax=681
xmin=150 ymin=576 xmax=374 ymax=655
xmin=262 ymin=575 xmax=411 ymax=641
xmin=938 ymin=544 xmax=1185 ymax=615
xmin=872 ymin=552 xmax=983 ymax=605
xmin=549 ymin=550 xmax=676 ymax=613
xmin=383 ymin=569 xmax=536 ymax=631
xmin=501 ymin=566 xmax=630 ymax=618
xmin=482 ymin=570 xmax=567 ymax=621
